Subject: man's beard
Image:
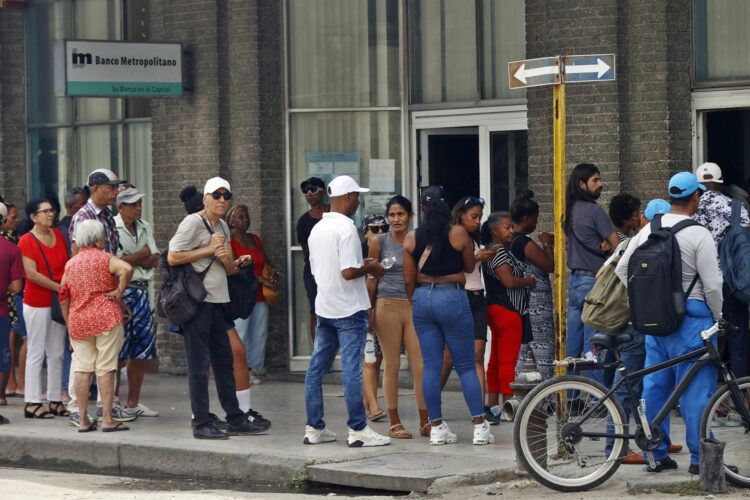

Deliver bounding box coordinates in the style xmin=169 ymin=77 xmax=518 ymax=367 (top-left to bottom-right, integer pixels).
xmin=589 ymin=189 xmax=602 ymax=200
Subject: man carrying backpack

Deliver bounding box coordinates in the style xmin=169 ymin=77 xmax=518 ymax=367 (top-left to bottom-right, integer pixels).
xmin=616 ymin=172 xmax=723 ymax=474
xmin=564 ymin=164 xmax=621 ymax=386
xmin=692 ymin=162 xmax=750 ymax=381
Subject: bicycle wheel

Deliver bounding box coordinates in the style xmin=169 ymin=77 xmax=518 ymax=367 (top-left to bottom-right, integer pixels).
xmin=513 ymin=375 xmax=627 ymax=492
xmin=700 ymin=375 xmax=750 ymax=487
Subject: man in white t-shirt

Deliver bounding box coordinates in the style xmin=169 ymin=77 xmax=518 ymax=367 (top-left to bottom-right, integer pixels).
xmin=616 ymin=172 xmax=723 ymax=474
xmin=303 ymin=175 xmax=390 ymax=448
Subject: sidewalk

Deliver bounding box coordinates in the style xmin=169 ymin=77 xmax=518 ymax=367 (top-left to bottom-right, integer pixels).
xmin=0 ymin=374 xmax=696 ymax=494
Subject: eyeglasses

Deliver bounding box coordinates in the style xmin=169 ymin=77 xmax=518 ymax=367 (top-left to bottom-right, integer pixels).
xmin=35 ymin=208 xmax=56 ymax=215
xmin=368 ymin=225 xmax=389 ymax=234
xmin=302 ymin=186 xmax=323 ymax=195
xmin=211 ymin=191 xmax=232 ymax=200
xmin=464 ymin=196 xmax=485 ymax=208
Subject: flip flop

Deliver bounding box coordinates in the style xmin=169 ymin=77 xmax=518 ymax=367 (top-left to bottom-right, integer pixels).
xmin=389 ymin=424 xmax=412 ymax=439
xmin=102 ymin=422 xmax=130 ymax=433
xmin=78 ymin=423 xmax=97 ymax=433
xmin=368 ymin=409 xmax=386 ymax=422
xmin=420 ymin=422 xmax=431 ymax=437
xmin=0 ymin=415 xmax=9 ymax=425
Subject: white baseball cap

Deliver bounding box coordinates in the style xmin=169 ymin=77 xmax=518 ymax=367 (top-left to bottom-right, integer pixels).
xmin=327 ymin=175 xmax=369 ymax=197
xmin=203 ymin=177 xmax=231 ymax=195
xmin=695 ymin=162 xmax=723 ymax=184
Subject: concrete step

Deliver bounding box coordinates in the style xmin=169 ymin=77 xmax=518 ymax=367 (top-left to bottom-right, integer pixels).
xmin=307 ymin=452 xmax=514 ymax=493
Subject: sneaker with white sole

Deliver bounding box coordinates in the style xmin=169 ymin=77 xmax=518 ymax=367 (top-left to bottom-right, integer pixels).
xmin=347 ymin=425 xmax=391 ymax=447
xmin=303 ymin=425 xmax=337 ymax=444
xmin=96 ymin=405 xmax=138 ymax=423
xmin=473 ymin=420 xmax=495 ymax=445
xmin=429 ymin=422 xmax=457 ymax=445
xmin=124 ymin=403 xmax=159 ymax=417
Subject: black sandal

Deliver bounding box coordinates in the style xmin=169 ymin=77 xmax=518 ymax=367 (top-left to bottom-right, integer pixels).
xmin=49 ymin=401 xmax=70 ymax=417
xmin=24 ymin=403 xmax=54 ymax=419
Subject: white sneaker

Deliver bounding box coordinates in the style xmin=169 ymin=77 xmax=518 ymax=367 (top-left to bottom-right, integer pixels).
xmin=347 ymin=425 xmax=391 ymax=447
xmin=303 ymin=425 xmax=336 ymax=444
xmin=125 ymin=403 xmax=159 ymax=417
xmin=429 ymin=422 xmax=457 ymax=445
xmin=473 ymin=420 xmax=495 ymax=445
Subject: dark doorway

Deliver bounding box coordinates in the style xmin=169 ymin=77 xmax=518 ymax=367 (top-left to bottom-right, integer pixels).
xmin=426 ymin=133 xmax=480 ymax=209
xmin=705 ymin=110 xmax=750 ymax=189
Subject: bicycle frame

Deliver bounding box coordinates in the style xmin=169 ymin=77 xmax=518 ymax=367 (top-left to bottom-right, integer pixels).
xmin=575 ymin=335 xmax=750 ymax=441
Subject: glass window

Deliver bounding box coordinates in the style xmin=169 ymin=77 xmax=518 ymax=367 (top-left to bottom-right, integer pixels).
xmin=288 ymin=0 xmax=400 ymax=108
xmin=29 ymin=127 xmax=74 ymax=206
xmin=125 ymin=122 xmax=153 ymax=223
xmin=409 ymin=0 xmax=479 ymax=104
xmin=77 ymin=125 xmax=123 ymax=181
xmin=481 ymin=0 xmax=526 ymax=99
xmin=289 ymin=111 xmax=401 ymax=356
xmin=27 ymin=1 xmax=73 ymax=124
xmin=490 ymin=130 xmax=527 ymax=212
xmin=695 ymin=0 xmax=750 ymax=84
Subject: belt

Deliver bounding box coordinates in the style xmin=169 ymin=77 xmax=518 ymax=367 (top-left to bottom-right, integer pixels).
xmin=571 ymin=270 xmax=596 ymax=278
xmin=128 ymin=280 xmax=149 ymax=291
xmin=416 ymin=282 xmax=465 ymax=290
xmin=466 ymin=289 xmax=484 ymax=296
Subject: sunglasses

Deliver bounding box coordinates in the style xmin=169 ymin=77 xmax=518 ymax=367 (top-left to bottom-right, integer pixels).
xmin=210 ymin=191 xmax=232 ymax=200
xmin=464 ymin=196 xmax=485 ymax=208
xmin=36 ymin=208 xmax=57 ymax=215
xmin=368 ymin=225 xmax=389 ymax=234
xmin=302 ymin=186 xmax=324 ymax=195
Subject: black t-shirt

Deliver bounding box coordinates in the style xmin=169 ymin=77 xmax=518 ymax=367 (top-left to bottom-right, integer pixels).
xmin=296 ymin=212 xmax=322 ymax=264
xmin=510 ymin=234 xmax=531 ymax=263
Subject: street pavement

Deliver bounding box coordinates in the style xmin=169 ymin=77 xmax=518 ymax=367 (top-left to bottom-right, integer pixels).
xmin=0 ymin=373 xmax=705 ymax=495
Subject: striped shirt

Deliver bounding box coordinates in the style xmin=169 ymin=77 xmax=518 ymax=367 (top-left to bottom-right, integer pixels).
xmin=483 ymin=243 xmax=529 ymax=315
xmin=69 ymin=198 xmax=120 ymax=254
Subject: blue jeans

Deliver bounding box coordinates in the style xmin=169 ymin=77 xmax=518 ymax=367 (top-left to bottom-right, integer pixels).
xmin=605 ymin=324 xmax=646 ymax=454
xmin=412 ymin=286 xmax=484 ymax=421
xmin=305 ymin=310 xmax=368 ymax=431
xmin=62 ymin=335 xmax=72 ymax=392
xmin=0 ymin=317 xmax=10 ymax=373
xmin=234 ymin=301 xmax=269 ymax=370
xmin=566 ymin=273 xmax=601 ymax=384
xmin=642 ymin=299 xmax=716 ymax=465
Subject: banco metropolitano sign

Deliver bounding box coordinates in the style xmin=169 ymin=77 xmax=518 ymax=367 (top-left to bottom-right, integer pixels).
xmin=56 ymin=40 xmax=182 ymax=97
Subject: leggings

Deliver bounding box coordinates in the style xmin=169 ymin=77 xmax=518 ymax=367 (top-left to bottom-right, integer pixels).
xmin=486 ymin=304 xmax=522 ymax=395
xmin=373 ymin=297 xmax=425 ymax=411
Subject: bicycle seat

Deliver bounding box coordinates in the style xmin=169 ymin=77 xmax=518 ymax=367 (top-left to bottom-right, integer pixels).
xmin=590 ymin=332 xmax=633 ymax=349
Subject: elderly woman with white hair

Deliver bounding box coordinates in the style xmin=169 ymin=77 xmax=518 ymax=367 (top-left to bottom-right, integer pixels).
xmin=59 ymin=219 xmax=133 ymax=432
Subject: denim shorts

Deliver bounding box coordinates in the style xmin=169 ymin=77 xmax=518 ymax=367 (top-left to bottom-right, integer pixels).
xmin=467 ymin=290 xmax=487 ymax=341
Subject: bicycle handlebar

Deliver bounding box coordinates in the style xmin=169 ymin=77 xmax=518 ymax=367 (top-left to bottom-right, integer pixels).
xmin=700 ymin=322 xmax=720 ymax=341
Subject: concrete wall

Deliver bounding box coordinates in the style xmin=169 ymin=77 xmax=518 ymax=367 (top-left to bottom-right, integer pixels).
xmin=150 ymin=0 xmax=285 ymax=373
xmin=0 ymin=8 xmax=28 ymax=208
xmin=525 ymin=0 xmax=692 ymax=232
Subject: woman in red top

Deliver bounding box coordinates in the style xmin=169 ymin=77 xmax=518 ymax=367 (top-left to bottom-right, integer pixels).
xmin=17 ymin=199 xmax=69 ymax=418
xmin=59 ymin=219 xmax=132 ymax=432
xmin=227 ymin=205 xmax=278 ymax=382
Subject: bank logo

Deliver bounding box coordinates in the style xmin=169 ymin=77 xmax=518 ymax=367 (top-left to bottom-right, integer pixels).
xmin=71 ymin=49 xmax=92 ymax=68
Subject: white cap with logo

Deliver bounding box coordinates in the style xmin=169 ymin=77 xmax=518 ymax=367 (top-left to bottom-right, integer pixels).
xmin=695 ymin=162 xmax=723 ymax=184
xmin=327 ymin=175 xmax=370 ymax=197
xmin=204 ymin=177 xmax=231 ymax=195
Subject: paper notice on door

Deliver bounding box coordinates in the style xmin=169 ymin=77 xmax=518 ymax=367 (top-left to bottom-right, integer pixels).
xmin=369 ymin=159 xmax=395 ymax=192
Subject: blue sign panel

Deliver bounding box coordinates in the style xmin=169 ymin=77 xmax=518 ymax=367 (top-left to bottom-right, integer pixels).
xmin=563 ymin=54 xmax=616 ymax=83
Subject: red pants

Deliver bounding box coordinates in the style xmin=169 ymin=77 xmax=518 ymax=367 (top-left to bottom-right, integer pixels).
xmin=486 ymin=304 xmax=522 ymax=395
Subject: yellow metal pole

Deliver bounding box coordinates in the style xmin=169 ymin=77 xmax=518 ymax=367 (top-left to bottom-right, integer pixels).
xmin=553 ymin=83 xmax=567 ymax=376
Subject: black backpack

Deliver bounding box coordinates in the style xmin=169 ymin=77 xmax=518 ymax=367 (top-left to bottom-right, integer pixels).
xmin=626 ymin=218 xmax=700 ymax=336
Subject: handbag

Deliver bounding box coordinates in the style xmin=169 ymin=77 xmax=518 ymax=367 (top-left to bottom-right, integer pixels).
xmin=30 ymin=232 xmax=65 ymax=325
xmin=227 ymin=265 xmax=258 ymax=320
xmin=262 ymin=263 xmax=280 ymax=309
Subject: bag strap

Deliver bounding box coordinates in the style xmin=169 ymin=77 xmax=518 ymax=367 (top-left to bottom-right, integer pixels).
xmin=660 ymin=218 xmax=701 ymax=298
xmin=417 ymin=244 xmax=432 ymax=274
xmin=196 ymin=213 xmax=217 ymax=278
xmin=731 ymin=197 xmax=742 ymax=226
xmin=30 ymin=232 xmax=55 ymax=281
xmin=570 ymin=227 xmax=607 ymax=258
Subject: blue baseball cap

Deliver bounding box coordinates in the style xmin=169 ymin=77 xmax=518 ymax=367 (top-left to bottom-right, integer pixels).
xmin=668 ymin=171 xmax=706 ymax=199
xmin=644 ymin=199 xmax=671 ymax=221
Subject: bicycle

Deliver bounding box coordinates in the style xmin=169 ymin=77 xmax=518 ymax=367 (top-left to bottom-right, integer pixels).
xmin=513 ymin=321 xmax=750 ymax=492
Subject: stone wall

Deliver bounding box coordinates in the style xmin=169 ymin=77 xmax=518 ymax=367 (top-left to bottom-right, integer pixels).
xmin=150 ymin=0 xmax=285 ymax=373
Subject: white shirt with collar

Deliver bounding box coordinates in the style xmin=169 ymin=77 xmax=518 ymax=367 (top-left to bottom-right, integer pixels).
xmin=308 ymin=211 xmax=370 ymax=319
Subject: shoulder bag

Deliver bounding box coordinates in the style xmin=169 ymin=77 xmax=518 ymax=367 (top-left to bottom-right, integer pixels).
xmin=30 ymin=232 xmax=66 ymax=325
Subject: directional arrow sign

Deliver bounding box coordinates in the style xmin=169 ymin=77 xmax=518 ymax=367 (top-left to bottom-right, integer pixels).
xmin=563 ymin=54 xmax=616 ymax=83
xmin=508 ymin=56 xmax=561 ymax=89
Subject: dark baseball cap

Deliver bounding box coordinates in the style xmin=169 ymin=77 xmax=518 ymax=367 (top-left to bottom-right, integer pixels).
xmin=88 ymin=169 xmax=127 ymax=187
xmin=420 ymin=185 xmax=446 ymax=204
xmin=300 ymin=177 xmax=325 ymax=191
